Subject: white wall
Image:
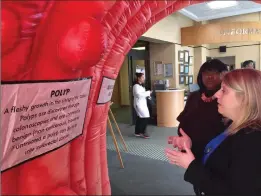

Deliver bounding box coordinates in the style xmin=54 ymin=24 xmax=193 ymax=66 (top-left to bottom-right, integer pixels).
xmin=207 ymin=12 xmax=261 ymax=70
xmin=144 ymin=12 xmax=261 ymax=90
xmin=142 ymin=12 xmax=195 ymax=44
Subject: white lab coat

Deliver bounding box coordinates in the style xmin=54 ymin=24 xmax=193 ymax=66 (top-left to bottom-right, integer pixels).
xmin=133 ymin=84 xmax=150 ymax=118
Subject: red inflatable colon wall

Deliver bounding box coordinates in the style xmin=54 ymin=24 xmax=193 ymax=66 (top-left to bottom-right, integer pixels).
xmin=4 ymin=0 xmax=259 ymax=195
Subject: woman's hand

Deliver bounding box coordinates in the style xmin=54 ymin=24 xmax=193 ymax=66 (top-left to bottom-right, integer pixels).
xmin=168 ymin=128 xmax=192 ymax=151
xmin=165 ymin=141 xmax=195 ymax=169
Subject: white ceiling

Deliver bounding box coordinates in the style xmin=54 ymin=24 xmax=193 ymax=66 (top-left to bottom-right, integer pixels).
xmin=179 ymin=1 xmax=261 ymax=22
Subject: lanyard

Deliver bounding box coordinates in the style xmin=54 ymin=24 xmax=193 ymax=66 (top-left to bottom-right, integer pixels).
xmin=202 ymin=131 xmax=228 ymax=165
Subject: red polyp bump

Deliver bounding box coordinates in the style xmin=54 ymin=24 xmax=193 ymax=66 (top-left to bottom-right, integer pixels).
xmin=58 ymin=18 xmax=106 ymax=71
xmin=1 ymin=7 xmax=20 ymax=54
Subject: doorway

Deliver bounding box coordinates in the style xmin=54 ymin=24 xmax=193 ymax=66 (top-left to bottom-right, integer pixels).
xmin=111 ymin=40 xmax=150 ymax=125
xmin=207 ymin=56 xmax=236 ymax=71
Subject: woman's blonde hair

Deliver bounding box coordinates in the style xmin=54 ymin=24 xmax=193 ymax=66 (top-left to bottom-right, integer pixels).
xmin=223 ymin=69 xmax=261 ymax=134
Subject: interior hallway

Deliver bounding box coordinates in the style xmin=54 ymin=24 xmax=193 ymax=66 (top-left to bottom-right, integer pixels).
xmin=106 ymin=123 xmax=195 ymax=195
xmin=111 ymin=106 xmax=131 ymax=124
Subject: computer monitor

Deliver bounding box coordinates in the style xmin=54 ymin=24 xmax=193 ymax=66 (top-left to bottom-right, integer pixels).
xmin=154 ymin=84 xmax=166 ymax=91
xmin=189 ymin=84 xmax=199 ymax=92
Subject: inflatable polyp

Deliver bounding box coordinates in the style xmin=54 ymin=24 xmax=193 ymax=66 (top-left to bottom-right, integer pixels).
xmin=29 ymin=3 xmax=106 ymax=80
xmin=1 ymin=7 xmax=20 ymax=54
xmin=58 ymin=19 xmax=106 ymax=70
xmin=3 ymin=0 xmax=257 ymax=195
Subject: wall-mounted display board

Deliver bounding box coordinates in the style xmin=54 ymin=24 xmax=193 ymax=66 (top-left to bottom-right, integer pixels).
xmin=178 ymin=50 xmax=193 ymax=86
xmin=184 ymin=50 xmax=189 ymax=64
xmin=185 ymin=75 xmax=189 ymax=85
xmin=189 ymin=56 xmax=193 ymax=65
xmin=179 ymin=75 xmax=185 ymax=84
xmin=188 ymin=75 xmax=193 ymax=84
xmin=154 ymin=61 xmax=164 ymax=76
xmin=179 ymin=64 xmax=184 ymax=74
xmin=178 ymin=51 xmax=184 ymax=62
xmin=184 ymin=65 xmax=189 ymax=74
xmin=181 ymin=22 xmax=261 ymax=45
xmin=164 ymin=63 xmax=173 ymax=77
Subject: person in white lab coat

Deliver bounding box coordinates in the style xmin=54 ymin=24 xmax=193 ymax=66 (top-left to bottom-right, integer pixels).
xmin=133 ymin=72 xmax=151 ymax=139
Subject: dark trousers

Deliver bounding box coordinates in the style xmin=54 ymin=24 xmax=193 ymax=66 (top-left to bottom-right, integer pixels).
xmin=135 ymin=116 xmax=149 ymax=134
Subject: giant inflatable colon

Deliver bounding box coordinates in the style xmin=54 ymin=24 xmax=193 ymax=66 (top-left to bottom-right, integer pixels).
xmin=2 ymin=0 xmax=258 ymax=195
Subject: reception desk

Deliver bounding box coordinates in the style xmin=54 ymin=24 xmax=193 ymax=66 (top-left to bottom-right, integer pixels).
xmin=155 ymin=89 xmax=185 ymax=127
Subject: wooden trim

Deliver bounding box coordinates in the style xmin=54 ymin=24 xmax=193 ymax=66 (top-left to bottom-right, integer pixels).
xmin=181 ymin=22 xmax=261 ymax=46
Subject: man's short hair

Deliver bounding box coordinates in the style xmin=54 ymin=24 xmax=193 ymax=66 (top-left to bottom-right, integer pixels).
xmin=242 ymin=60 xmax=255 ymax=68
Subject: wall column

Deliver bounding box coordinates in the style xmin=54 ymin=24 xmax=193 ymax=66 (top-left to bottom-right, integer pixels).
xmin=149 ymin=43 xmax=176 ymax=88
xmin=193 ymin=45 xmax=209 ymax=83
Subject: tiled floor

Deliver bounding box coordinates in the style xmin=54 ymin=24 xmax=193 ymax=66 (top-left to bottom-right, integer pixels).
xmin=106 ymin=123 xmax=195 ymax=195
xmin=106 ymin=123 xmax=176 ymax=162
xmin=107 ymin=140 xmax=168 ymax=162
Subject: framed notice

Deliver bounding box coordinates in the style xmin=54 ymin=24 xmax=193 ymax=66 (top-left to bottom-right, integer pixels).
xmin=179 ymin=64 xmax=184 ymax=74
xmin=189 ymin=56 xmax=193 ymax=65
xmin=184 ymin=50 xmax=189 ymax=64
xmin=184 ymin=75 xmax=189 ymax=85
xmin=184 ymin=65 xmax=189 ymax=74
xmin=178 ymin=51 xmax=184 ymax=62
xmin=164 ymin=63 xmax=173 ymax=77
xmin=97 ymin=77 xmax=116 ymax=104
xmin=179 ymin=75 xmax=185 ymax=84
xmin=154 ymin=61 xmax=164 ymax=76
xmin=188 ymin=75 xmax=193 ymax=84
xmin=1 ymin=78 xmax=92 ymax=172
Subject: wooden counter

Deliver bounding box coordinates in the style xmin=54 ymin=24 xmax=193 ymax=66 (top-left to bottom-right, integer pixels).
xmin=156 ymin=89 xmax=185 ymax=127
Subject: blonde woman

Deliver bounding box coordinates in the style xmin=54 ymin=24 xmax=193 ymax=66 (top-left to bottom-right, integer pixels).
xmin=165 ymin=69 xmax=261 ymax=195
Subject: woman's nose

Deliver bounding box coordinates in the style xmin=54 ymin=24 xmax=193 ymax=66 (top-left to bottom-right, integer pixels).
xmin=214 ymin=90 xmax=220 ymax=99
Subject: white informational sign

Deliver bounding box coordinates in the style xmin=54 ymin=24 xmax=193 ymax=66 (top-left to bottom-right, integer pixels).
xmin=97 ymin=77 xmax=115 ymax=104
xmin=1 ymin=78 xmax=92 ymax=172
xmin=154 ymin=62 xmax=164 ymax=76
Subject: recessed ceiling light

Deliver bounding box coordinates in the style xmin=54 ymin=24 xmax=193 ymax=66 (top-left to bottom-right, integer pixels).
xmin=207 ymin=1 xmax=238 ymax=10
xmin=132 ymin=47 xmax=146 ymax=50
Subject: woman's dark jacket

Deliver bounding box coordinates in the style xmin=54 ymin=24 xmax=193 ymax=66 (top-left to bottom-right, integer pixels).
xmin=177 ymin=90 xmax=226 ymax=160
xmin=184 ymin=127 xmax=261 ymax=195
